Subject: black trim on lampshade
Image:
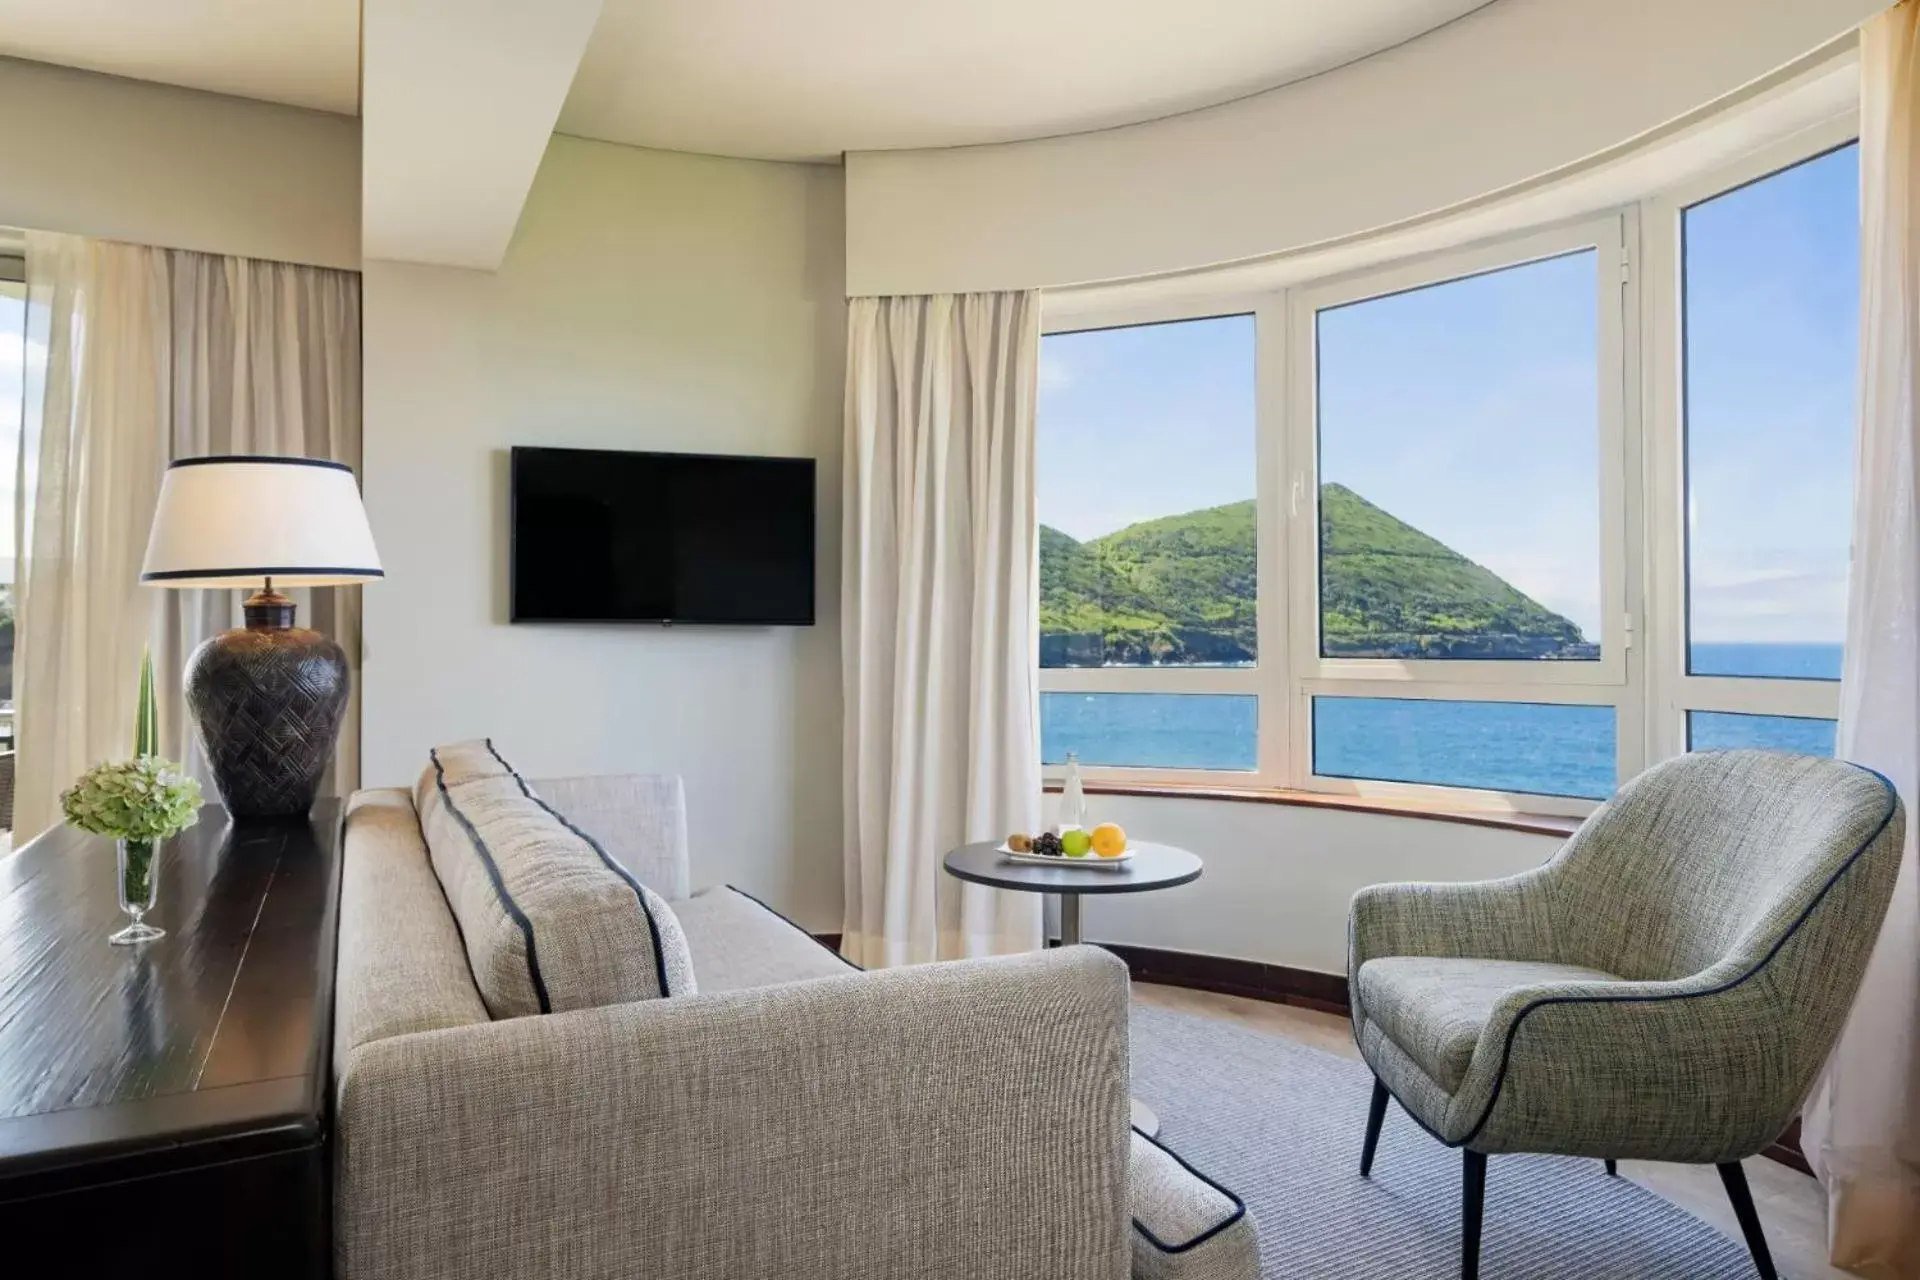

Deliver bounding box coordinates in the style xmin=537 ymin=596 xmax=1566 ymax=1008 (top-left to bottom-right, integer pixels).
xmin=167 ymin=454 xmax=355 ymax=473
xmin=141 ymin=564 xmax=385 ymax=583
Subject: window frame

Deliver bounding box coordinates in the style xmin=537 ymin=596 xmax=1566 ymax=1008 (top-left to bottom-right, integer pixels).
xmin=1038 ymin=116 xmax=1855 ymax=816
xmin=1641 ymin=116 xmax=1856 ymax=765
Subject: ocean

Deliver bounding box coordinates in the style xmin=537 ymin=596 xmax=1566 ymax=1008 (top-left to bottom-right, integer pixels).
xmin=1040 ymin=642 xmax=1843 ymax=800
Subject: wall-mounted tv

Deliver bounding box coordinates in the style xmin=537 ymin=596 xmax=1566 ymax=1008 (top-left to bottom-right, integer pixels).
xmin=510 ymin=446 xmax=815 ymax=626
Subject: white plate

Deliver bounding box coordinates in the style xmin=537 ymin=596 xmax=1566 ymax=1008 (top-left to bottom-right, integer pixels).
xmin=997 ymin=842 xmax=1134 ymax=866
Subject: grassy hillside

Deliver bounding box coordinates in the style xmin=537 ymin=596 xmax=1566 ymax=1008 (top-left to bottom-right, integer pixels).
xmin=1040 ymin=484 xmax=1591 ymax=665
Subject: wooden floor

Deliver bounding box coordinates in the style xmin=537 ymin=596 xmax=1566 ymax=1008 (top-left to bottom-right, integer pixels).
xmin=1134 ymin=983 xmax=1851 ymax=1280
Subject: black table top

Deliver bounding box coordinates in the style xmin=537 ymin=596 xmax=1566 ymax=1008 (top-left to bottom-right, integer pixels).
xmin=943 ymin=840 xmax=1203 ymax=896
xmin=0 ymin=802 xmax=341 ymax=1194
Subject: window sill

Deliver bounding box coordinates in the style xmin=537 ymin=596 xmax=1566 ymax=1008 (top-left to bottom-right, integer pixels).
xmin=1043 ymin=780 xmax=1582 ymax=839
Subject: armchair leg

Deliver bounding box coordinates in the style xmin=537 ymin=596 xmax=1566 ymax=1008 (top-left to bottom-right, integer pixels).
xmin=1604 ymin=1159 xmax=1617 ymax=1177
xmin=1461 ymin=1149 xmax=1487 ymax=1280
xmin=1360 ymin=1079 xmax=1389 ymax=1177
xmin=1717 ymin=1161 xmax=1778 ymax=1280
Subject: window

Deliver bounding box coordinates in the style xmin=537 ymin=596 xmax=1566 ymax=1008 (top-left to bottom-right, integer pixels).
xmin=0 ymin=264 xmax=22 ymax=774
xmin=1037 ymin=314 xmax=1261 ymax=772
xmin=1038 ymin=121 xmax=1859 ymax=812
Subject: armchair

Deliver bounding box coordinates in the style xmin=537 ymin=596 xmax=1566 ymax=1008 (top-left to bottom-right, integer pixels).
xmin=1348 ymin=750 xmax=1904 ymax=1280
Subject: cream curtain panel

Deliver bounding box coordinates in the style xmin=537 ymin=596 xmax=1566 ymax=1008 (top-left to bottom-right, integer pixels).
xmin=1802 ymin=6 xmax=1920 ymax=1274
xmin=155 ymin=252 xmax=363 ymax=796
xmin=13 ymin=235 xmax=361 ymax=841
xmin=841 ymin=291 xmax=1045 ymax=966
xmin=12 ymin=237 xmax=170 ymax=841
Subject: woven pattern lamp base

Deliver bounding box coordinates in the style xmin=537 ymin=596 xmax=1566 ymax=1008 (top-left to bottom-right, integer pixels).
xmin=185 ymin=591 xmax=348 ymax=820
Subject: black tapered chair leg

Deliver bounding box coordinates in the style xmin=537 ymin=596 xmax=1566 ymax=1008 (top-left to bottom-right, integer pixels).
xmin=1604 ymin=1159 xmax=1618 ymax=1177
xmin=1461 ymin=1149 xmax=1487 ymax=1280
xmin=1717 ymin=1161 xmax=1778 ymax=1280
xmin=1360 ymin=1079 xmax=1390 ymax=1177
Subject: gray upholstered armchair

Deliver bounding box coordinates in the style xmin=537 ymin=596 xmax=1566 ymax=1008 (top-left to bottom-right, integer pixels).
xmin=1348 ymin=751 xmax=1904 ymax=1280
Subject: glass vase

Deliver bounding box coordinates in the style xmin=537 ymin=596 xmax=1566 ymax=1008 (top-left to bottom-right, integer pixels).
xmin=111 ymin=837 xmax=166 ymax=945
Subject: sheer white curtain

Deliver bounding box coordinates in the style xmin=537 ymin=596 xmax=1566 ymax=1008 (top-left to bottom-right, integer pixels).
xmin=841 ymin=291 xmax=1045 ymax=966
xmin=1802 ymin=6 xmax=1920 ymax=1274
xmin=12 ymin=235 xmax=362 ymax=840
xmin=155 ymin=251 xmax=363 ymax=794
xmin=13 ymin=236 xmax=169 ymax=841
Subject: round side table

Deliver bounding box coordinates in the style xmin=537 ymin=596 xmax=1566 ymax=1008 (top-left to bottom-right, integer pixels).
xmin=942 ymin=839 xmax=1204 ymax=1136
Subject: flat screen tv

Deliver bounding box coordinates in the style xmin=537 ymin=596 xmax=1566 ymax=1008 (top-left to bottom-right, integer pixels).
xmin=510 ymin=446 xmax=815 ymax=625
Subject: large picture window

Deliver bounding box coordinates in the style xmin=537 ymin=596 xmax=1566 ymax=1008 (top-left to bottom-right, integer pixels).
xmin=1037 ymin=314 xmax=1261 ymax=772
xmin=1038 ymin=123 xmax=1859 ymax=815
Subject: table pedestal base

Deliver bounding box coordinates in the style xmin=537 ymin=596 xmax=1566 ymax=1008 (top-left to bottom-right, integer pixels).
xmin=1131 ymin=1099 xmax=1159 ymax=1137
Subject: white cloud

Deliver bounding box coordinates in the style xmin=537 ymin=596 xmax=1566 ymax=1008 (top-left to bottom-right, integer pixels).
xmin=1038 ymin=350 xmax=1073 ymax=393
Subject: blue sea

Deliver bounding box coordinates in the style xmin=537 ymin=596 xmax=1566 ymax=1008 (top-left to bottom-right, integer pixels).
xmin=1040 ymin=642 xmax=1842 ymax=799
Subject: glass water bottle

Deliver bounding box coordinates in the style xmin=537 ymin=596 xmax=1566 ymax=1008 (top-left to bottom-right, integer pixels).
xmin=1060 ymin=751 xmax=1088 ymax=831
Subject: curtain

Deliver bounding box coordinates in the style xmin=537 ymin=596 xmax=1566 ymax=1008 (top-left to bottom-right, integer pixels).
xmin=1801 ymin=6 xmax=1920 ymax=1275
xmin=13 ymin=235 xmax=362 ymax=841
xmin=155 ymin=251 xmax=363 ymax=795
xmin=12 ymin=237 xmax=170 ymax=841
xmin=841 ymin=291 xmax=1045 ymax=966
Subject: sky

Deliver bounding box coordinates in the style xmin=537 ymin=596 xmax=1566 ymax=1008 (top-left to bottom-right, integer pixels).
xmin=1038 ymin=142 xmax=1859 ymax=647
xmin=0 ymin=288 xmax=26 ymax=587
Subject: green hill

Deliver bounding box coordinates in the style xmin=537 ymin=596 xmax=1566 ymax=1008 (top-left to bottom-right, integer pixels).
xmin=1040 ymin=484 xmax=1592 ymax=665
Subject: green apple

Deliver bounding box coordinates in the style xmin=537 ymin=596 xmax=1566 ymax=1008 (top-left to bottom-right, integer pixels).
xmin=1061 ymin=828 xmax=1093 ymax=857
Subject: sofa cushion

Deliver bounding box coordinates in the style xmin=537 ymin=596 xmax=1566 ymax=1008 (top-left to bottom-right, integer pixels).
xmin=417 ymin=740 xmax=698 ymax=1019
xmin=672 ymin=885 xmax=858 ymax=993
xmin=1128 ymin=1126 xmax=1259 ymax=1280
xmin=1357 ymin=956 xmax=1622 ymax=1092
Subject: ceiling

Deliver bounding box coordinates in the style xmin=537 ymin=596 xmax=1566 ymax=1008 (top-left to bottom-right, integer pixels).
xmin=0 ymin=0 xmax=359 ymax=115
xmin=560 ymin=0 xmax=1495 ymax=161
xmin=0 ymin=0 xmax=1495 ymax=161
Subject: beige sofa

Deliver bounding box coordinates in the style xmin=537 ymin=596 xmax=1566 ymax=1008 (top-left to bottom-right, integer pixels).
xmin=332 ymin=752 xmax=1256 ymax=1280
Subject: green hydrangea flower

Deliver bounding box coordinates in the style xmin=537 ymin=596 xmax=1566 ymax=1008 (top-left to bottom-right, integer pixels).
xmin=61 ymin=756 xmax=203 ymax=842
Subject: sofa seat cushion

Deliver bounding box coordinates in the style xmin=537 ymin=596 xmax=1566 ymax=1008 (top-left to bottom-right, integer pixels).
xmin=673 ymin=886 xmax=857 ymax=993
xmin=1128 ymin=1126 xmax=1258 ymax=1280
xmin=1357 ymin=956 xmax=1623 ymax=1092
xmin=417 ymin=740 xmax=698 ymax=1019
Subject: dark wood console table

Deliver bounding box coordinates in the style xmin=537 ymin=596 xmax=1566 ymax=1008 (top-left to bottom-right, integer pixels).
xmin=0 ymin=802 xmax=341 ymax=1277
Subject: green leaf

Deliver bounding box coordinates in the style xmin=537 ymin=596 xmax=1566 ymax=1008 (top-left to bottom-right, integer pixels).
xmin=134 ymin=646 xmax=158 ymax=759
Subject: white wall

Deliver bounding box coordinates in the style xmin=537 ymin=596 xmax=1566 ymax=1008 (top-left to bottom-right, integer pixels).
xmin=0 ymin=56 xmax=359 ymax=269
xmin=360 ymin=136 xmax=847 ymax=929
xmin=1073 ymin=795 xmax=1560 ymax=974
xmin=845 ymin=0 xmax=1878 ymax=294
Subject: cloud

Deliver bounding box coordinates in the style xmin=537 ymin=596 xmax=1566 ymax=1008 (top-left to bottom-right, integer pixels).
xmin=1038 ymin=350 xmax=1073 ymax=393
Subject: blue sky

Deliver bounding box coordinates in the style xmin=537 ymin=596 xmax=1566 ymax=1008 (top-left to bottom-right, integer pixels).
xmin=1039 ymin=143 xmax=1859 ymax=647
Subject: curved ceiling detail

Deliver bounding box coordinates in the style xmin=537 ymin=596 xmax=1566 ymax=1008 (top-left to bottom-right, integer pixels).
xmin=558 ymin=0 xmax=1494 ymax=162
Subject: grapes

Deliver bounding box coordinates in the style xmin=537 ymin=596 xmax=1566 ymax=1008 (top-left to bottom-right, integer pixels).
xmin=1031 ymin=831 xmax=1064 ymax=857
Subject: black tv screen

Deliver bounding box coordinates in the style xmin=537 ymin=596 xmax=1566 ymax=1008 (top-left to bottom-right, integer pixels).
xmin=510 ymin=447 xmax=815 ymax=625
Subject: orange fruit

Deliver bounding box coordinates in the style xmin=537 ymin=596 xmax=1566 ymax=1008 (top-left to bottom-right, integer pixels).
xmin=1090 ymin=823 xmax=1128 ymax=857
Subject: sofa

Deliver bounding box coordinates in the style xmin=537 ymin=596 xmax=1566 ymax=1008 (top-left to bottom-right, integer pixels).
xmin=332 ymin=741 xmax=1257 ymax=1280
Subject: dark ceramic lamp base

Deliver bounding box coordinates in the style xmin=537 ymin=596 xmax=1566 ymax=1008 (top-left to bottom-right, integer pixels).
xmin=185 ymin=586 xmax=348 ymax=820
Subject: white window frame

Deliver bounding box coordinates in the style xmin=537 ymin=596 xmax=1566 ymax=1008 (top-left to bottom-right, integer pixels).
xmin=1038 ymin=117 xmax=1855 ymax=817
xmin=1641 ymin=116 xmax=1857 ymax=762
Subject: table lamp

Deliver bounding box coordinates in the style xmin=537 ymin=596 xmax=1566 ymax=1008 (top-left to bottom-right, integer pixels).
xmin=141 ymin=456 xmax=383 ymax=819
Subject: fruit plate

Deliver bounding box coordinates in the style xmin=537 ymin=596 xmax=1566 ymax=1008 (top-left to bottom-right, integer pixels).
xmin=997 ymin=843 xmax=1134 ymax=866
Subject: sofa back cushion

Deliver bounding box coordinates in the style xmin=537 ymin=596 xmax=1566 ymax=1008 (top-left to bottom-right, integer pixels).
xmin=417 ymin=740 xmax=697 ymax=1019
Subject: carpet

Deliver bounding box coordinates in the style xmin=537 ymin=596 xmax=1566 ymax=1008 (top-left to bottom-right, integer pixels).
xmin=1129 ymin=1003 xmax=1762 ymax=1279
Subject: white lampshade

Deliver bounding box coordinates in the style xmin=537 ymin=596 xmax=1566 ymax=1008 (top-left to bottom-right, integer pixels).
xmin=141 ymin=456 xmax=383 ymax=589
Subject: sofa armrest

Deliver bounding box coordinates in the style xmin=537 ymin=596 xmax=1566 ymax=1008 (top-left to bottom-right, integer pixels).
xmin=1348 ymin=866 xmax=1560 ymax=981
xmin=527 ymin=773 xmax=690 ymax=898
xmin=335 ymin=946 xmax=1133 ymax=1280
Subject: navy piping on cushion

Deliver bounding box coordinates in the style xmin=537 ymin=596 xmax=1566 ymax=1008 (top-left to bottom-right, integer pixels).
xmin=431 ymin=747 xmax=550 ymax=1014
xmin=724 ymin=884 xmax=862 ymax=970
xmin=1128 ymin=1124 xmax=1248 ymax=1254
xmin=1355 ymin=761 xmax=1899 ymax=1152
xmin=482 ymin=740 xmax=674 ymax=998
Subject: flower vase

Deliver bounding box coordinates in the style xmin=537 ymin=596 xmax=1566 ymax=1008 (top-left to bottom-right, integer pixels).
xmin=112 ymin=837 xmax=166 ymax=945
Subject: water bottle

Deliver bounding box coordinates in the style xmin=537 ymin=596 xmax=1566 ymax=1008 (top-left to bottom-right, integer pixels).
xmin=1060 ymin=751 xmax=1088 ymax=831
